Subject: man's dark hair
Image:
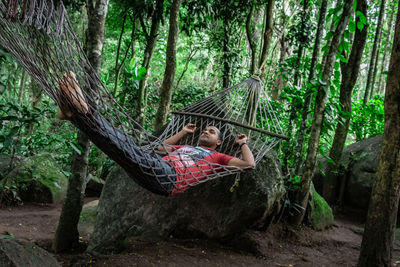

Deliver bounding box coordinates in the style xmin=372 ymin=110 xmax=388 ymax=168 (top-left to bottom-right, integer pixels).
xmin=218 ymin=130 xmax=223 ymax=142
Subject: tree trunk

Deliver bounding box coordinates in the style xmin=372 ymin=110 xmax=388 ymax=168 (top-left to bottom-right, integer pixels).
xmin=363 ymin=0 xmax=386 ymax=104
xmin=154 ymin=0 xmax=181 ymax=130
xmin=322 ymin=0 xmax=368 ymax=205
xmin=292 ymin=0 xmax=353 ymax=225
xmin=246 ymin=4 xmax=262 ymax=75
xmin=272 ymin=34 xmax=287 ymax=100
xmin=258 ymin=0 xmax=274 ymax=80
xmin=53 ymin=0 xmax=109 ymax=253
xmin=136 ymin=0 xmax=164 ymax=126
xmin=293 ymin=0 xmax=328 ymax=175
xmin=112 ymin=12 xmax=128 ymax=97
xmin=357 ymin=4 xmax=400 ymax=265
xmin=222 ymin=24 xmax=231 ymax=88
xmin=377 ymin=9 xmax=395 ymax=94
xmin=293 ymin=0 xmax=309 ymax=87
xmin=17 ymin=70 xmax=27 ymax=104
xmin=28 ymin=81 xmax=42 ymax=136
xmin=283 ymin=0 xmax=309 ymax=168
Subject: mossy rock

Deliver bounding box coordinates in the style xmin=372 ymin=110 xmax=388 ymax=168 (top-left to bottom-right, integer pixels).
xmin=78 ymin=200 xmax=98 ymax=239
xmin=308 ymin=183 xmax=334 ymax=230
xmin=5 ymin=153 xmax=68 ymax=203
xmin=0 ymin=154 xmax=23 ymax=178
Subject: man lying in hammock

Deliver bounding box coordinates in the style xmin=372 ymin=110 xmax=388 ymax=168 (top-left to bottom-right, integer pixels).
xmin=56 ymin=72 xmax=255 ymax=196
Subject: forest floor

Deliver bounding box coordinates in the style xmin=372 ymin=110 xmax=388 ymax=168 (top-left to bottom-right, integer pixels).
xmin=1 ymin=199 xmax=400 ymax=267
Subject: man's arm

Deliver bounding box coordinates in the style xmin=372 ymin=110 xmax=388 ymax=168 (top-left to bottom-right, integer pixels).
xmin=227 ymin=134 xmax=256 ymax=168
xmin=157 ymin=123 xmax=196 ymax=152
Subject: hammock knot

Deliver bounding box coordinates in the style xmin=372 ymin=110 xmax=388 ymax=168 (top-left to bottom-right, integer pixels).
xmin=250 ymin=74 xmax=261 ymax=82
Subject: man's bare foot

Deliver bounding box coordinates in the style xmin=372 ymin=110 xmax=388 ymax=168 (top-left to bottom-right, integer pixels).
xmin=57 ymin=71 xmax=89 ymax=120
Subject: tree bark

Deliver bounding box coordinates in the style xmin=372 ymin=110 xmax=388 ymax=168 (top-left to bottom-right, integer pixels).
xmin=112 ymin=12 xmax=128 ymax=97
xmin=293 ymin=0 xmax=328 ymax=175
xmin=377 ymin=9 xmax=395 ymax=94
xmin=292 ymin=0 xmax=353 ymax=225
xmin=246 ymin=4 xmax=262 ymax=75
xmin=363 ymin=0 xmax=386 ymax=104
xmin=154 ymin=0 xmax=181 ymax=130
xmin=17 ymin=70 xmax=27 ymax=104
xmin=258 ymin=0 xmax=274 ymax=80
xmin=322 ymin=0 xmax=368 ymax=205
xmin=136 ymin=0 xmax=164 ymax=126
xmin=357 ymin=3 xmax=400 ymax=265
xmin=283 ymin=0 xmax=309 ymax=168
xmin=222 ymin=24 xmax=231 ymax=88
xmin=53 ymin=0 xmax=109 ymax=253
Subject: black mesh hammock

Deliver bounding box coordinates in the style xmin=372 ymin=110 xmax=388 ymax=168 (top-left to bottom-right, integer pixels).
xmin=0 ymin=0 xmax=288 ymax=196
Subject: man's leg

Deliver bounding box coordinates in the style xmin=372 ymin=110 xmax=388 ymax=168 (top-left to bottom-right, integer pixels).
xmin=56 ymin=72 xmax=176 ymax=195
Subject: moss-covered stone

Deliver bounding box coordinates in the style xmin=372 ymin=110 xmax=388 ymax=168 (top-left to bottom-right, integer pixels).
xmin=308 ymin=183 xmax=334 ymax=230
xmin=4 ymin=153 xmax=68 ymax=203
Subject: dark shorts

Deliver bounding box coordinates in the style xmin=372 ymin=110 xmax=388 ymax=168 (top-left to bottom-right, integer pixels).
xmin=69 ymin=110 xmax=176 ymax=195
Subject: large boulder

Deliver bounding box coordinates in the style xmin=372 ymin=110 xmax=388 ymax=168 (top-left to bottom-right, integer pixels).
xmin=313 ymin=135 xmax=382 ymax=210
xmin=0 ymin=154 xmax=23 ymax=178
xmin=4 ymin=153 xmax=68 ymax=203
xmin=85 ymin=174 xmax=104 ymax=197
xmin=0 ymin=239 xmax=60 ymax=267
xmin=88 ymin=151 xmax=285 ymax=253
xmin=307 ymin=183 xmax=333 ymax=230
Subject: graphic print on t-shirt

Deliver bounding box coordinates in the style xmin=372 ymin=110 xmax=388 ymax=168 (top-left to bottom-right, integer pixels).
xmin=170 ymin=146 xmax=213 ymax=167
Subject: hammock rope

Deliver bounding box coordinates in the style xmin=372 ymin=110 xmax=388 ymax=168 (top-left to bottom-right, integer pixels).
xmin=0 ymin=0 xmax=288 ymax=196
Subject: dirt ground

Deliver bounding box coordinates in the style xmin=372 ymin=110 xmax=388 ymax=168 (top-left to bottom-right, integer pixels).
xmin=1 ymin=199 xmax=400 ymax=267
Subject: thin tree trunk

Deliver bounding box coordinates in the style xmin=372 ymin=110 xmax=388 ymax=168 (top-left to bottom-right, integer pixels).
xmin=293 ymin=0 xmax=308 ymax=87
xmin=112 ymin=12 xmax=127 ymax=97
xmin=293 ymin=0 xmax=328 ymax=175
xmin=272 ymin=34 xmax=287 ymax=100
xmin=283 ymin=0 xmax=309 ymax=168
xmin=322 ymin=0 xmax=368 ymax=205
xmin=154 ymin=0 xmax=181 ymax=130
xmin=136 ymin=0 xmax=164 ymax=126
xmin=246 ymin=4 xmax=262 ymax=75
xmin=363 ymin=0 xmax=386 ymax=104
xmin=369 ymin=11 xmax=386 ymax=99
xmin=258 ymin=0 xmax=274 ymax=80
xmin=17 ymin=70 xmax=27 ymax=104
xmin=174 ymin=45 xmax=197 ymax=91
xmin=358 ymin=4 xmax=400 ymax=265
xmin=222 ymin=24 xmax=231 ymax=88
xmin=53 ymin=0 xmax=109 ymax=253
xmin=377 ymin=9 xmax=394 ymax=94
xmin=28 ymin=81 xmax=42 ymax=136
xmin=292 ymin=0 xmax=353 ymax=225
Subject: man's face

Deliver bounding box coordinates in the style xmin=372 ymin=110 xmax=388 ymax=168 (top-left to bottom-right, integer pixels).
xmin=199 ymin=126 xmax=222 ymax=148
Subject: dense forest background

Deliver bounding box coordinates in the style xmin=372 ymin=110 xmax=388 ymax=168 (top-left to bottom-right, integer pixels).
xmin=1 ymin=0 xmax=392 ymax=180
xmin=1 ymin=0 xmax=399 ymax=265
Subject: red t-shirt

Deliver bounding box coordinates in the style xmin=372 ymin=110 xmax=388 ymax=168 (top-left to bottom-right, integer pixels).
xmin=162 ymin=145 xmax=233 ymax=195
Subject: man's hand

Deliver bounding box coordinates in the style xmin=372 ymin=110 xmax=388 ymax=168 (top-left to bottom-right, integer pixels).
xmin=235 ymin=134 xmax=248 ymax=146
xmin=182 ymin=123 xmax=196 ymax=134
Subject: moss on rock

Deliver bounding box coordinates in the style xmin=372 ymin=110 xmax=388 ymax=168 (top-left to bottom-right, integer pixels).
xmin=5 ymin=153 xmax=68 ymax=203
xmin=308 ymin=183 xmax=334 ymax=230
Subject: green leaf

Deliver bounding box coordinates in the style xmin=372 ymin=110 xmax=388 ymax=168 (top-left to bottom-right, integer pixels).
xmin=321 ymin=45 xmax=330 ymax=52
xmin=353 ymin=0 xmax=357 ymax=11
xmin=0 ymin=234 xmax=14 ymax=240
xmin=356 ymin=11 xmax=367 ymax=24
xmin=334 ymin=61 xmax=340 ymax=71
xmin=324 ymin=31 xmax=334 ymax=40
xmin=357 ymin=22 xmax=364 ymax=30
xmin=349 ymin=21 xmax=356 ymax=33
